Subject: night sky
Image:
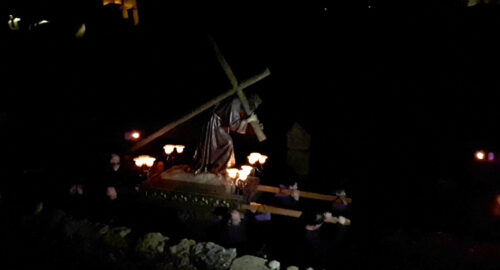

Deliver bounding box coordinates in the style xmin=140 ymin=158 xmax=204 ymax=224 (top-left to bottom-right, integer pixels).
xmin=3 ymin=1 xmax=500 ymax=232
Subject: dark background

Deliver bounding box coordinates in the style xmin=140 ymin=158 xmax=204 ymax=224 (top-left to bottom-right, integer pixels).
xmin=2 ymin=1 xmax=500 ymax=238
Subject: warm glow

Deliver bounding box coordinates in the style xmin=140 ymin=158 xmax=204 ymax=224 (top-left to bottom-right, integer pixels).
xmin=238 ymin=170 xmax=250 ymax=181
xmin=258 ymin=155 xmax=268 ymax=164
xmin=476 ymin=151 xmax=485 ymax=160
xmin=175 ymin=145 xmax=185 ymax=154
xmin=134 ymin=155 xmax=156 ymax=167
xmin=248 ymin=156 xmax=258 ymax=165
xmin=249 ymin=152 xmax=261 ymax=159
xmin=241 ymin=165 xmax=253 ymax=174
xmin=226 ymin=168 xmax=239 ymax=179
xmin=164 ymin=144 xmax=175 ymax=155
xmin=132 ymin=132 xmax=140 ymax=139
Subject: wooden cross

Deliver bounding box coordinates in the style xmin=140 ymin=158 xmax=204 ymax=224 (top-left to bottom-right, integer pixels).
xmin=132 ymin=37 xmax=269 ymax=152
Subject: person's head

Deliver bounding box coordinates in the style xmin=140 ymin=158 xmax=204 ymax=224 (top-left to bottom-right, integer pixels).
xmin=106 ymin=186 xmax=117 ymax=200
xmin=229 ymin=209 xmax=242 ymax=226
xmin=302 ymin=210 xmax=325 ymax=231
xmin=110 ymin=153 xmax=121 ymax=171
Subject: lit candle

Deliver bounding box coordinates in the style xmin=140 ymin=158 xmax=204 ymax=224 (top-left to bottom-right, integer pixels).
xmin=132 ymin=131 xmax=140 ymax=139
xmin=164 ymin=144 xmax=175 ymax=155
xmin=175 ymin=145 xmax=185 ymax=154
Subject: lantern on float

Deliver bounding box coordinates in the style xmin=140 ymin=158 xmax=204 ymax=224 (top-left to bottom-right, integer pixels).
xmin=175 ymin=145 xmax=185 ymax=154
xmin=164 ymin=145 xmax=175 ymax=155
xmin=258 ymin=155 xmax=268 ymax=164
xmin=134 ymin=155 xmax=156 ymax=167
xmin=226 ymin=168 xmax=239 ymax=179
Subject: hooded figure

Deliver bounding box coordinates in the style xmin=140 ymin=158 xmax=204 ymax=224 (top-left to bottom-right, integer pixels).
xmin=193 ymin=94 xmax=261 ymax=174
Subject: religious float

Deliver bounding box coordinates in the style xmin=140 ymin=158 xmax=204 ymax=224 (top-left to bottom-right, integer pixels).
xmin=130 ymin=37 xmax=352 ymax=225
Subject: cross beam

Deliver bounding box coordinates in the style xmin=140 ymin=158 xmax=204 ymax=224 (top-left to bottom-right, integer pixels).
xmin=131 ymin=37 xmax=269 ymax=152
xmin=209 ymin=36 xmax=267 ymax=142
xmin=240 ymin=202 xmax=351 ymax=225
xmin=256 ymin=185 xmax=353 ymax=204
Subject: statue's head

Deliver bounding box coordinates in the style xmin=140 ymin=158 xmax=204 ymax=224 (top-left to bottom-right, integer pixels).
xmin=249 ymin=94 xmax=262 ymax=112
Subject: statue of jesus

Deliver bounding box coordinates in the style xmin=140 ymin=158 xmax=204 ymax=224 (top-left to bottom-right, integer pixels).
xmin=193 ymin=94 xmax=262 ymax=174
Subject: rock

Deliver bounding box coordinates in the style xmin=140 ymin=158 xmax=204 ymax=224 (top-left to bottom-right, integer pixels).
xmin=267 ymin=260 xmax=280 ymax=270
xmin=286 ymin=267 xmax=299 ymax=270
xmin=136 ymin=232 xmax=169 ymax=257
xmin=170 ymin=238 xmax=196 ymax=256
xmin=102 ymin=226 xmax=132 ymax=249
xmin=230 ymin=255 xmax=270 ymax=270
xmin=192 ymin=242 xmax=237 ymax=270
xmin=97 ymin=224 xmax=111 ymax=236
xmin=169 ymin=238 xmax=197 ymax=269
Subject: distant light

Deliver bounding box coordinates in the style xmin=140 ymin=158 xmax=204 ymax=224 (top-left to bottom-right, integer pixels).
xmin=163 ymin=144 xmax=175 ymax=155
xmin=324 ymin=7 xmax=327 ymax=11
xmin=488 ymin=152 xmax=495 ymax=161
xmin=475 ymin=151 xmax=485 ymax=161
xmin=368 ymin=5 xmax=372 ymax=8
xmin=38 ymin=20 xmax=49 ymax=25
xmin=132 ymin=132 xmax=140 ymax=139
xmin=175 ymin=145 xmax=185 ymax=154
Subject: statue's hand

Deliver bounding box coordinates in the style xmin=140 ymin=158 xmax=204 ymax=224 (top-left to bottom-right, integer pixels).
xmin=247 ymin=113 xmax=258 ymax=123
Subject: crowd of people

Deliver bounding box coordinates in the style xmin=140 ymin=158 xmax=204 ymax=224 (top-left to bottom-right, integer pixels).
xmin=0 ymin=152 xmax=352 ymax=269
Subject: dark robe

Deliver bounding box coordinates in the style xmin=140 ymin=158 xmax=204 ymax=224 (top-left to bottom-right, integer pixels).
xmin=193 ymin=98 xmax=249 ymax=174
